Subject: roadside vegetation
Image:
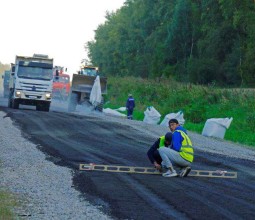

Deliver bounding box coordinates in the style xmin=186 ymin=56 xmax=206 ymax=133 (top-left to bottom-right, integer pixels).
xmin=0 ymin=64 xmax=17 ymax=218
xmin=87 ymin=0 xmax=255 ymax=147
xmin=0 ymin=190 xmax=16 ymax=219
xmin=0 ymin=161 xmax=16 ymax=219
xmin=105 ymin=76 xmax=255 ymax=147
xmin=87 ymin=0 xmax=255 ymax=87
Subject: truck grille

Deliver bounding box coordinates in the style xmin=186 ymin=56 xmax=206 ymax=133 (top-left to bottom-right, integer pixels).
xmin=19 ymin=82 xmax=49 ymax=92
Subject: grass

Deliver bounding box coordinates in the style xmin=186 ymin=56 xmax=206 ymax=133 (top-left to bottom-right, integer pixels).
xmin=104 ymin=76 xmax=255 ymax=147
xmin=0 ymin=160 xmax=16 ymax=220
xmin=0 ymin=190 xmax=16 ymax=220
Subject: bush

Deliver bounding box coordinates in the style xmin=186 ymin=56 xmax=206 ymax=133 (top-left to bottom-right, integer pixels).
xmin=184 ymin=103 xmax=207 ymax=123
xmin=105 ymin=76 xmax=255 ymax=147
xmin=246 ymin=113 xmax=255 ymax=132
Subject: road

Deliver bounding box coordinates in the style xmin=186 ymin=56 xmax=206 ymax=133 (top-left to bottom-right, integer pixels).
xmin=0 ymin=96 xmax=255 ymax=220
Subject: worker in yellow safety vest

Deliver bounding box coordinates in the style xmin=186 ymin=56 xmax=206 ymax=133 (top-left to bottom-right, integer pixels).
xmin=147 ymin=132 xmax=173 ymax=170
xmin=158 ymin=118 xmax=194 ymax=178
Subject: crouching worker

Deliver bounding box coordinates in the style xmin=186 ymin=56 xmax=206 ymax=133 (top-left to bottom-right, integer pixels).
xmin=159 ymin=118 xmax=194 ymax=178
xmin=147 ymin=132 xmax=173 ymax=172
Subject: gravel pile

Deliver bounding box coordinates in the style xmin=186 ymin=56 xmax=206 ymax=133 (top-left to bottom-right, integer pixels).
xmin=1 ymin=107 xmax=255 ymax=219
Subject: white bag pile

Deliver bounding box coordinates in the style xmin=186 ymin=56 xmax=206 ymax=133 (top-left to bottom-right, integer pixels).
xmin=89 ymin=75 xmax=102 ymax=107
xmin=115 ymin=107 xmax=127 ymax=112
xmin=143 ymin=106 xmax=161 ymax=125
xmin=160 ymin=111 xmax=185 ymax=126
xmin=103 ymin=108 xmax=126 ymax=117
xmin=202 ymin=117 xmax=233 ymax=139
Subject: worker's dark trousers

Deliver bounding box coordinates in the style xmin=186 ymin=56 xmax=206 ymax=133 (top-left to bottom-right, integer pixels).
xmin=127 ymin=108 xmax=133 ymax=120
xmin=153 ymin=150 xmax=162 ymax=165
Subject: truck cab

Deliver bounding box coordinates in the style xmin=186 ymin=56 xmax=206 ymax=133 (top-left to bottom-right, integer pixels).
xmin=8 ymin=54 xmax=54 ymax=111
xmin=79 ymin=66 xmax=99 ymax=76
xmin=2 ymin=70 xmax=10 ymax=98
xmin=52 ymin=67 xmax=70 ymax=100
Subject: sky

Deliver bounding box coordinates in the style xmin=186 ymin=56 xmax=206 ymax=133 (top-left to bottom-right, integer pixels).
xmin=0 ymin=0 xmax=125 ymax=74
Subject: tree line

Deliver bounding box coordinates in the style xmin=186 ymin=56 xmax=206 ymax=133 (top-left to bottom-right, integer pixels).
xmin=86 ymin=0 xmax=255 ymax=86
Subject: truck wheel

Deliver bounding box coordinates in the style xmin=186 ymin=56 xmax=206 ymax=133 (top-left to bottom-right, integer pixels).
xmin=36 ymin=104 xmax=42 ymax=111
xmin=36 ymin=102 xmax=50 ymax=112
xmin=8 ymin=98 xmax=12 ymax=108
xmin=43 ymin=102 xmax=50 ymax=112
xmin=68 ymin=92 xmax=78 ymax=112
xmin=8 ymin=90 xmax=13 ymax=108
xmin=36 ymin=102 xmax=44 ymax=111
xmin=12 ymin=99 xmax=19 ymax=109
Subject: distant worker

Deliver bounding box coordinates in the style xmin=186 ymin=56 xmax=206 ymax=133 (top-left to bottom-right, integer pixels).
xmin=147 ymin=132 xmax=173 ymax=171
xmin=126 ymin=94 xmax=135 ymax=120
xmin=158 ymin=118 xmax=194 ymax=178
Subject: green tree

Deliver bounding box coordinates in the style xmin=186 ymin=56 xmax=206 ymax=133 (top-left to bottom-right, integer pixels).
xmin=86 ymin=0 xmax=255 ymax=86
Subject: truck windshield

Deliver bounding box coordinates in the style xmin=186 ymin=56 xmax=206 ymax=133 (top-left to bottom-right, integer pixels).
xmin=80 ymin=68 xmax=97 ymax=76
xmin=53 ymin=76 xmax=70 ymax=83
xmin=17 ymin=66 xmax=53 ymax=80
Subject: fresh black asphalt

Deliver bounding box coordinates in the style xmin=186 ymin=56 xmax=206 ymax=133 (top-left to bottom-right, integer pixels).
xmin=1 ymin=106 xmax=255 ymax=220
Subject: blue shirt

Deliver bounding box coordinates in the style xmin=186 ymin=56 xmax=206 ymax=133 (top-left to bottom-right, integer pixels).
xmin=171 ymin=126 xmax=187 ymax=152
xmin=126 ymin=97 xmax=135 ymax=109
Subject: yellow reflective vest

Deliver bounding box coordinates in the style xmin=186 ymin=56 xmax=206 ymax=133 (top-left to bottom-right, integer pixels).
xmin=175 ymin=130 xmax=194 ymax=162
xmin=159 ymin=136 xmax=166 ymax=148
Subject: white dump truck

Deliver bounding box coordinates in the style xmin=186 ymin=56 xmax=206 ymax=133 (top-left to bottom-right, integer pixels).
xmin=2 ymin=70 xmax=11 ymax=98
xmin=68 ymin=66 xmax=107 ymax=112
xmin=8 ymin=54 xmax=54 ymax=111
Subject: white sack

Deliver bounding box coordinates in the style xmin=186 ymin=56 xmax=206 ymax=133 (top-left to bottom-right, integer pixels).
xmin=89 ymin=76 xmax=102 ymax=107
xmin=103 ymin=108 xmax=126 ymax=117
xmin=160 ymin=111 xmax=185 ymax=126
xmin=143 ymin=106 xmax=161 ymax=125
xmin=202 ymin=117 xmax=233 ymax=139
xmin=115 ymin=107 xmax=127 ymax=112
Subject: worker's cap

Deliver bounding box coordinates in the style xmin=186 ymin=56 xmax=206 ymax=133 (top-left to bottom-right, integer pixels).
xmin=169 ymin=118 xmax=179 ymax=125
xmin=165 ymin=132 xmax=172 ymax=142
xmin=128 ymin=94 xmax=132 ymax=97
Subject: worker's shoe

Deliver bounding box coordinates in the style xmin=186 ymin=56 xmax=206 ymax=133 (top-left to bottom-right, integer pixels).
xmin=179 ymin=166 xmax=191 ymax=177
xmin=158 ymin=165 xmax=168 ymax=173
xmin=162 ymin=169 xmax=178 ymax=177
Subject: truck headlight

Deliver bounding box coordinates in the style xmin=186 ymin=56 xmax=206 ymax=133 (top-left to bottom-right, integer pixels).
xmin=45 ymin=93 xmax=52 ymax=99
xmin=15 ymin=91 xmax=21 ymax=97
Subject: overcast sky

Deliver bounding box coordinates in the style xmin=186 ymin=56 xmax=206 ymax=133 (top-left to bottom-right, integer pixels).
xmin=0 ymin=0 xmax=125 ymax=73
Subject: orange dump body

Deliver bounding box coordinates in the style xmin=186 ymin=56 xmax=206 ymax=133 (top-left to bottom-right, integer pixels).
xmin=52 ymin=73 xmax=70 ymax=99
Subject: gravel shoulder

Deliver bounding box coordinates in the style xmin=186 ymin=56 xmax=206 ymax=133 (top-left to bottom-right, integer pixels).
xmin=1 ymin=107 xmax=255 ymax=219
xmin=0 ymin=110 xmax=112 ymax=220
xmin=99 ymin=113 xmax=255 ymax=162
